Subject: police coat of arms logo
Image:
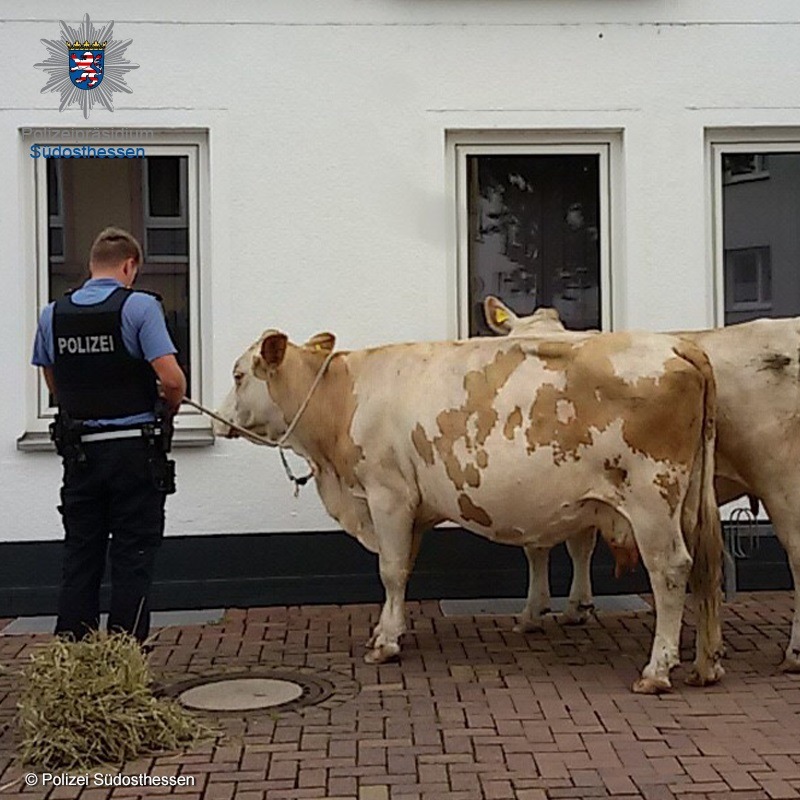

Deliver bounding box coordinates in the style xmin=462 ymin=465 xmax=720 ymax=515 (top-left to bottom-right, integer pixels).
xmin=69 ymin=41 xmax=105 ymax=90
xmin=35 ymin=13 xmax=138 ymax=119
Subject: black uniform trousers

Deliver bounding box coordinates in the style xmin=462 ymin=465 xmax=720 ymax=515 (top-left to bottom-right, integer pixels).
xmin=55 ymin=436 xmax=167 ymax=643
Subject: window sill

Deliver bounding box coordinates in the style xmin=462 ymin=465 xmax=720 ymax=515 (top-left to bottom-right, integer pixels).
xmin=16 ymin=427 xmax=215 ymax=452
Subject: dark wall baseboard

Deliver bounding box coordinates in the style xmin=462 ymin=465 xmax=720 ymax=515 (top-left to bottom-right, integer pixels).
xmin=0 ymin=525 xmax=791 ymax=617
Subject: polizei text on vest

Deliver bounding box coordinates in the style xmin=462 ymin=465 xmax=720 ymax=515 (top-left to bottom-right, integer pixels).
xmin=57 ymin=335 xmax=115 ymax=355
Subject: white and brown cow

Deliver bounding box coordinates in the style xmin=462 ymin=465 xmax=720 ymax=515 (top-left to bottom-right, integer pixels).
xmin=216 ymin=328 xmax=724 ymax=693
xmin=484 ymin=295 xmax=800 ymax=673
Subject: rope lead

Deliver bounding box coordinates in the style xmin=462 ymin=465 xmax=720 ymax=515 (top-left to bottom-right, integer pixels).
xmin=279 ymin=448 xmax=313 ymax=497
xmin=181 ymin=348 xmax=334 ymax=498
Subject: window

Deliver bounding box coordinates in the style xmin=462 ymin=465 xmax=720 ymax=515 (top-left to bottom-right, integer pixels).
xmin=23 ymin=133 xmax=210 ymax=448
xmin=454 ymin=139 xmax=613 ymax=337
xmin=722 ymin=154 xmax=769 ymax=185
xmin=712 ymin=140 xmax=800 ymax=325
xmin=143 ymin=156 xmax=189 ymax=260
xmin=725 ymin=247 xmax=772 ymax=313
xmin=47 ymin=160 xmax=65 ymax=268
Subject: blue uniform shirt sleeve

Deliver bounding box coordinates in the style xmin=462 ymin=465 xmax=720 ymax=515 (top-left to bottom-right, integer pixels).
xmin=121 ymin=292 xmax=178 ymax=362
xmin=31 ymin=302 xmax=55 ymax=367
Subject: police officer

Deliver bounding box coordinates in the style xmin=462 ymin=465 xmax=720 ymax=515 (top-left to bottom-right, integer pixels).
xmin=31 ymin=227 xmax=187 ymax=644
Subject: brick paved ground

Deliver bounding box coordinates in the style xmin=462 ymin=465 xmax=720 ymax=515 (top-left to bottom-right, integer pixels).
xmin=1 ymin=593 xmax=800 ymax=799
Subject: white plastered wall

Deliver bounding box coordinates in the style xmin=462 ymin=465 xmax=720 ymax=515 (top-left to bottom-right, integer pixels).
xmin=1 ymin=0 xmax=799 ymax=541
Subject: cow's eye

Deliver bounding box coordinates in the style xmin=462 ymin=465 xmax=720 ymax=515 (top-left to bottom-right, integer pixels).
xmin=234 ymin=372 xmax=244 ymax=386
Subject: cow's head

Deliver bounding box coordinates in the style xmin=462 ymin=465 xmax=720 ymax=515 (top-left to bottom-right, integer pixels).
xmin=483 ymin=295 xmax=568 ymax=337
xmin=213 ymin=329 xmax=336 ymax=443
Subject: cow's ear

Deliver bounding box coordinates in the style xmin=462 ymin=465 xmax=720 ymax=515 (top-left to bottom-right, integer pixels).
xmin=255 ymin=332 xmax=288 ymax=378
xmin=304 ymin=332 xmax=336 ymax=353
xmin=484 ymin=296 xmax=518 ymax=334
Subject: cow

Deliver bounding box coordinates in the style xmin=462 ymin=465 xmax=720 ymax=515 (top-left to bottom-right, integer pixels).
xmin=484 ymin=294 xmax=800 ymax=674
xmin=215 ymin=327 xmax=724 ymax=693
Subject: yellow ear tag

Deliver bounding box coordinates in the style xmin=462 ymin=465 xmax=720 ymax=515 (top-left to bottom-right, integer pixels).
xmin=314 ymin=344 xmax=323 ymax=351
xmin=495 ymin=308 xmax=510 ymax=324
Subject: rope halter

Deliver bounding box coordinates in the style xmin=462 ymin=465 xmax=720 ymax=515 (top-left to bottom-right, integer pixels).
xmin=183 ymin=349 xmax=336 ymax=497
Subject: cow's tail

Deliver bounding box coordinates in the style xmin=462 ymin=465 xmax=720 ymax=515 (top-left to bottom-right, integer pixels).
xmin=675 ymin=339 xmax=725 ymax=685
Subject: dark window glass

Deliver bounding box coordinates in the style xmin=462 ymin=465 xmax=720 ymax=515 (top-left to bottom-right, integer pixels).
xmin=47 ymin=160 xmax=60 ymax=216
xmin=147 ymin=156 xmax=182 ymax=217
xmin=733 ymin=253 xmax=758 ymax=303
xmin=721 ymin=152 xmax=800 ymax=325
xmin=146 ymin=228 xmax=189 ymax=257
xmin=467 ymin=154 xmax=601 ymax=336
xmin=48 ymin=227 xmax=64 ymax=257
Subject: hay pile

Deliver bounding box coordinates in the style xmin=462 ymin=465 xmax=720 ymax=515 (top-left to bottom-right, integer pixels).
xmin=17 ymin=632 xmax=211 ymax=770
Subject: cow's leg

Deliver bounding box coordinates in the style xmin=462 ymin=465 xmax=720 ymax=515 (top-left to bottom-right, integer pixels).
xmin=762 ymin=502 xmax=800 ymax=672
xmin=629 ymin=517 xmax=692 ymax=694
xmin=782 ymin=537 xmax=800 ymax=673
xmin=364 ymin=527 xmax=422 ymax=652
xmin=514 ymin=545 xmax=551 ymax=633
xmin=562 ymin=530 xmax=597 ymax=625
xmin=363 ymin=493 xmax=417 ymax=664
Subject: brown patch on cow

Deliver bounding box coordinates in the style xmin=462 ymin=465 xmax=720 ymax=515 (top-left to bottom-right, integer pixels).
xmin=760 ymin=352 xmax=792 ymax=372
xmin=464 ymin=371 xmax=498 ymax=447
xmin=433 ymin=409 xmax=472 ymax=488
xmin=526 ymin=383 xmax=594 ymax=463
xmin=432 ymin=409 xmax=481 ymax=488
xmin=435 ymin=409 xmax=469 ymax=450
xmin=486 ymin=346 xmax=526 ymax=389
xmin=522 ymin=333 xmax=705 ymax=469
xmin=458 ymin=493 xmax=493 ymax=527
xmin=463 ymin=464 xmax=481 ymax=488
xmin=504 ymin=407 xmax=523 ymax=440
xmin=320 ymin=358 xmax=364 ymax=487
xmin=534 ymin=340 xmax=578 ymax=372
xmin=267 ymin=345 xmax=364 ymax=488
xmin=431 ymin=345 xmax=525 ymax=490
xmin=463 ymin=347 xmax=526 ymax=446
xmin=412 ymin=423 xmax=435 ymax=466
xmin=604 ymin=456 xmax=629 ymax=489
xmin=654 ymin=471 xmax=681 ymax=515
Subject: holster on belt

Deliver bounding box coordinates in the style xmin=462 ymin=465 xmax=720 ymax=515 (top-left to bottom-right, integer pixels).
xmin=143 ymin=400 xmax=177 ymax=494
xmin=49 ymin=411 xmax=87 ymax=465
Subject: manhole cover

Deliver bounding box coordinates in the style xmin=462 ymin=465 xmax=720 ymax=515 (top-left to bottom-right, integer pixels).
xmin=178 ymin=677 xmax=304 ymax=711
xmin=157 ymin=668 xmax=356 ymax=716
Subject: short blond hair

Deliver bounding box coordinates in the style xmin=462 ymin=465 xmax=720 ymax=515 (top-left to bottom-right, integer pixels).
xmin=89 ymin=227 xmax=143 ymax=268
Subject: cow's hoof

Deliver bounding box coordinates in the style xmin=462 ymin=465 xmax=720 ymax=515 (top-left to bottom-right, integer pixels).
xmin=632 ymin=676 xmax=672 ymax=695
xmin=562 ymin=604 xmax=594 ymax=626
xmin=779 ymin=652 xmax=800 ymax=673
xmin=513 ymin=618 xmax=545 ymax=634
xmin=685 ymin=662 xmax=725 ymax=686
xmin=364 ymin=642 xmax=401 ymax=664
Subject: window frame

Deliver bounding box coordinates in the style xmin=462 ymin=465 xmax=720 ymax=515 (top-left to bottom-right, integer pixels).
xmin=22 ymin=129 xmax=211 ymax=449
xmin=709 ymin=132 xmax=800 ymax=326
xmin=452 ymin=136 xmax=615 ymax=337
